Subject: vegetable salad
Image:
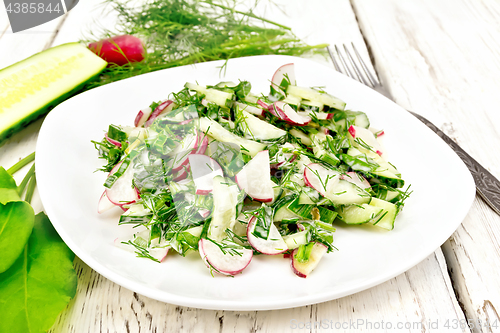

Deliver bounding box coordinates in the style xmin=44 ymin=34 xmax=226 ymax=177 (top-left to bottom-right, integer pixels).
xmin=93 ymin=63 xmax=410 ymax=277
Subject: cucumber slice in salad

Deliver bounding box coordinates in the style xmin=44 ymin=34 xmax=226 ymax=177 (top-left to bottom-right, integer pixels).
xmin=94 ymin=62 xmax=410 ymax=277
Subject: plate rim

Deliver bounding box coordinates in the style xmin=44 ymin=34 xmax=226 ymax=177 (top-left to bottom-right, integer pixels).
xmin=35 ymin=54 xmax=476 ymax=310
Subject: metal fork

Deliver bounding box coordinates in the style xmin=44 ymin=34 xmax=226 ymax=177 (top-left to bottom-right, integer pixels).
xmin=328 ymin=43 xmax=500 ymax=216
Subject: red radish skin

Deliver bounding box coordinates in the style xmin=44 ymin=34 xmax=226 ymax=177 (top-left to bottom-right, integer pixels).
xmin=134 ymin=107 xmax=152 ymax=127
xmin=303 ymin=163 xmax=340 ymax=196
xmin=297 ymin=111 xmax=333 ymax=120
xmin=105 ymin=133 xmax=122 ymax=148
xmin=171 ymin=168 xmax=188 ymax=182
xmin=179 ymin=119 xmax=193 ymax=125
xmin=349 ymin=125 xmax=385 ymax=156
xmin=98 ymin=191 xmax=117 ymax=213
xmin=145 ymin=100 xmax=175 ymax=127
xmin=198 ymin=208 xmax=211 ymax=218
xmin=257 ymin=99 xmax=271 ymax=112
xmin=149 ymin=247 xmax=169 ymax=262
xmin=88 ymin=35 xmax=145 ymax=66
xmin=105 ymin=162 xmax=140 ymax=205
xmin=198 ymin=238 xmax=253 ymax=276
xmin=348 ymin=125 xmax=356 ymax=137
xmin=196 ymin=134 xmax=209 ymax=155
xmin=290 ymin=242 xmax=328 ymax=278
xmin=272 ymin=102 xmax=311 ymax=126
xmin=246 ymin=217 xmax=288 ymax=255
xmin=271 ymin=63 xmax=296 ymax=94
xmin=165 ymin=132 xmax=199 ymax=172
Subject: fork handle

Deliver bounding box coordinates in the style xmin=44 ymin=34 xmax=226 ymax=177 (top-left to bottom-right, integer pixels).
xmin=408 ymin=110 xmax=500 ymax=215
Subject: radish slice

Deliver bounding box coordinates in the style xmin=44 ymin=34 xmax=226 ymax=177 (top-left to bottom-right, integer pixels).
xmin=106 ymin=162 xmax=140 ymax=205
xmin=291 ymin=242 xmax=328 ymax=278
xmin=247 ymin=217 xmax=288 ymax=255
xmin=188 ymin=154 xmax=223 ymax=195
xmin=199 ymin=238 xmax=253 ymax=276
xmin=196 ymin=133 xmax=209 ymax=155
xmin=341 ymin=172 xmax=371 ymax=190
xmin=134 ymin=107 xmax=152 ymax=127
xmin=257 ymin=99 xmax=271 ymax=111
xmin=171 ymin=167 xmax=188 ymax=182
xmin=297 ymin=111 xmax=333 ymax=120
xmin=303 ymin=163 xmax=340 ymax=197
xmin=198 ymin=208 xmax=211 ymax=219
xmin=272 ymin=101 xmax=311 ymax=126
xmin=98 ymin=191 xmax=116 ymax=213
xmin=271 ymin=63 xmax=296 ymax=94
xmin=271 ymin=142 xmax=296 ymax=168
xmin=165 ymin=132 xmax=199 ymax=172
xmin=235 ymin=150 xmax=274 ymax=202
xmin=149 ymin=247 xmax=170 ymax=262
xmin=145 ymin=100 xmax=175 ymax=127
xmin=105 ymin=133 xmax=122 ymax=148
xmin=348 ymin=125 xmax=385 ymax=156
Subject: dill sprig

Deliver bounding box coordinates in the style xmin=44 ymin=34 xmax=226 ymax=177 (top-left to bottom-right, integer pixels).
xmin=83 ymin=0 xmax=327 ymax=89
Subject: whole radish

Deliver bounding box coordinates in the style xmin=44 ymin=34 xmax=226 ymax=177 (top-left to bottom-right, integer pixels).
xmin=88 ymin=35 xmax=145 ymax=66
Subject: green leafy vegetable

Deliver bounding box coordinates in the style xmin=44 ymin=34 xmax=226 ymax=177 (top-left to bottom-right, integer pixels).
xmin=0 ymin=212 xmax=77 ymax=333
xmin=84 ymin=0 xmax=327 ymax=89
xmin=0 ymin=167 xmax=20 ymax=204
xmin=0 ymin=202 xmax=34 ymax=273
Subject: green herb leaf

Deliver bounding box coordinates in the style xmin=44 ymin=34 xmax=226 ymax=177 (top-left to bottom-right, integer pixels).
xmin=0 ymin=167 xmax=20 ymax=204
xmin=0 ymin=212 xmax=77 ymax=333
xmin=83 ymin=0 xmax=328 ymax=89
xmin=0 ymin=201 xmax=34 ymax=273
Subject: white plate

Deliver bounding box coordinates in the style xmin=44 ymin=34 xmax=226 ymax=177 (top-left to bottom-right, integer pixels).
xmin=36 ymin=55 xmax=475 ymax=310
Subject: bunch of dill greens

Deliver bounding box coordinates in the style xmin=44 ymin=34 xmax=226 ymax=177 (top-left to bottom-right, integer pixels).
xmin=85 ymin=0 xmax=327 ymax=88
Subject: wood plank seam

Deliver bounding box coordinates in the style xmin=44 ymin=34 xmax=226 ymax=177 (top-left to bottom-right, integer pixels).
xmin=44 ymin=13 xmax=70 ymax=50
xmin=348 ymin=0 xmax=472 ymax=326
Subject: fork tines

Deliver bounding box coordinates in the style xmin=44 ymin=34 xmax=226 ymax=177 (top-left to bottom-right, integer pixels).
xmin=327 ymin=43 xmax=379 ymax=88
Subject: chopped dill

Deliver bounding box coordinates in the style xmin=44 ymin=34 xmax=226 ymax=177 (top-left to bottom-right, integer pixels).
xmin=83 ymin=0 xmax=328 ymax=89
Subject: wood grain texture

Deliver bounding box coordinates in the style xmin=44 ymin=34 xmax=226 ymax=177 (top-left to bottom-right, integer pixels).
xmin=49 ymin=252 xmax=469 ymax=333
xmin=0 ymin=0 xmax=482 ymax=331
xmin=351 ymin=0 xmax=500 ymax=331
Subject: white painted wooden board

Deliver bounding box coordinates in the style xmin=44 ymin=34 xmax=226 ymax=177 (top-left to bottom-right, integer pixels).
xmin=351 ymin=0 xmax=500 ymax=330
xmin=0 ymin=0 xmax=482 ymax=331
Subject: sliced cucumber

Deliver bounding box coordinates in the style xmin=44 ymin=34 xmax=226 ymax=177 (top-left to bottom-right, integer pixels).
xmin=273 ymin=206 xmax=299 ymax=222
xmin=352 ymin=111 xmax=370 ymax=128
xmin=289 ymin=128 xmax=312 ymax=146
xmin=208 ymin=176 xmax=240 ymax=241
xmin=198 ymin=117 xmax=266 ymax=156
xmin=282 ymin=94 xmax=301 ymax=108
xmin=237 ymin=110 xmax=286 ymax=140
xmin=286 ymin=85 xmax=346 ymax=110
xmin=300 ymin=99 xmax=323 ymax=111
xmin=326 ymin=179 xmax=371 ymax=206
xmin=282 ymin=230 xmax=309 ymax=250
xmin=185 ymin=82 xmax=234 ymax=107
xmin=336 ymin=204 xmax=382 ymax=224
xmin=369 ymin=198 xmax=397 ymax=230
xmin=299 ymin=189 xmax=320 ymax=205
xmin=0 ymin=43 xmax=107 ymax=143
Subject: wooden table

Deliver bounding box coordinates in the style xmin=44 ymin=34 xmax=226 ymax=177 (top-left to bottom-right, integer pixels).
xmin=1 ymin=0 xmax=499 ymax=331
